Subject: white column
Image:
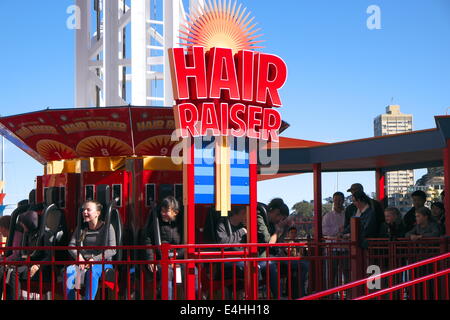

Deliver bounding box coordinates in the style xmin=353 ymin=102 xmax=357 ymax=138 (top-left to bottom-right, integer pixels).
xmin=189 ymin=0 xmax=205 ymax=13
xmin=75 ymin=0 xmax=91 ymax=107
xmin=1 ymin=136 xmax=4 ymax=184
xmin=103 ymin=0 xmax=121 ymax=106
xmin=131 ymin=0 xmax=148 ymax=106
xmin=164 ymin=0 xmax=180 ymax=107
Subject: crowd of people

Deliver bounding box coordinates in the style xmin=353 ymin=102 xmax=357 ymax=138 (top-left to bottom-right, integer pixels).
xmin=321 ymin=183 xmax=446 ymax=245
xmin=0 ymin=183 xmax=447 ymax=300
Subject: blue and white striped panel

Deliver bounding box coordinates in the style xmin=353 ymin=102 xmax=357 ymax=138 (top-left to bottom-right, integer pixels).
xmin=194 ymin=137 xmax=216 ymax=204
xmin=230 ymin=137 xmax=250 ymax=204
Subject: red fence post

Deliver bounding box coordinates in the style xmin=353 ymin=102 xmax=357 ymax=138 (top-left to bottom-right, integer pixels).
xmin=350 ymin=217 xmax=363 ymax=298
xmin=160 ymin=243 xmax=170 ymax=300
xmin=375 ymin=168 xmax=386 ymax=210
xmin=313 ymin=163 xmax=323 ymax=241
xmin=313 ymin=163 xmax=323 ymax=292
xmin=439 ymin=238 xmax=448 ymax=299
xmin=184 ymin=137 xmax=197 ymax=300
xmin=443 ymin=142 xmax=450 ymax=237
xmin=245 ymin=140 xmax=259 ymax=299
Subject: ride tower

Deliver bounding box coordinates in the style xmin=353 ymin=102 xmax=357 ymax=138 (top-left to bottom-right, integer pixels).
xmin=75 ymin=0 xmax=205 ymax=108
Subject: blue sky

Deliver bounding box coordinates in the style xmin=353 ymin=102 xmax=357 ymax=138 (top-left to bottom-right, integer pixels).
xmin=1 ymin=0 xmax=450 ymax=213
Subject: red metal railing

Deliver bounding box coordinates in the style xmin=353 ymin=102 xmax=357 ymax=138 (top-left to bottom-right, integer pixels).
xmin=0 ymin=238 xmax=448 ymax=300
xmin=300 ymin=252 xmax=450 ymax=300
xmin=0 ymin=241 xmax=349 ymax=300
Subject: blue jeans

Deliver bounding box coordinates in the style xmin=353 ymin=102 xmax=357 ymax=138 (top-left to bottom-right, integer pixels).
xmin=66 ymin=264 xmax=113 ymax=300
xmin=283 ymin=260 xmax=309 ymax=298
xmin=258 ymin=261 xmax=279 ymax=298
xmin=259 ymin=260 xmax=309 ymax=299
xmin=223 ymin=261 xmax=246 ymax=280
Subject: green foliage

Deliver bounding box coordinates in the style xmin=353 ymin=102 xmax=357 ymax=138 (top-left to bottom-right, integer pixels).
xmin=292 ymin=200 xmax=333 ymax=217
xmin=292 ymin=201 xmax=314 ymax=218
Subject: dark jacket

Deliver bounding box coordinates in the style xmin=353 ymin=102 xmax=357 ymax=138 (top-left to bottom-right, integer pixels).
xmin=405 ymin=221 xmax=442 ymax=238
xmin=20 ymin=229 xmax=53 ymax=262
xmin=257 ymin=215 xmax=278 ymax=257
xmin=344 ymin=198 xmax=383 ymax=235
xmin=404 ymin=207 xmax=418 ymax=233
xmin=144 ymin=209 xmax=183 ymax=261
xmin=378 ymin=222 xmax=406 ymax=240
xmin=216 ymin=217 xmax=247 ymax=250
xmin=344 ymin=204 xmax=357 ymax=234
xmin=358 ymin=206 xmax=379 ymax=249
xmin=434 ymin=215 xmax=446 ymax=235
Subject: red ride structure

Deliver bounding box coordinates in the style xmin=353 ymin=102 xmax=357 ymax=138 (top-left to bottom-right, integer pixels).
xmin=0 ymin=0 xmax=449 ymax=301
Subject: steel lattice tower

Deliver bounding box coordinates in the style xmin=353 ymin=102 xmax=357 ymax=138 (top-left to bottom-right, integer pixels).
xmin=75 ymin=0 xmax=204 ymax=108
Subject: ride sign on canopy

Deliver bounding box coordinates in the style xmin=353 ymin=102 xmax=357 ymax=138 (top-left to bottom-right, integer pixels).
xmin=168 ymin=46 xmax=288 ymax=142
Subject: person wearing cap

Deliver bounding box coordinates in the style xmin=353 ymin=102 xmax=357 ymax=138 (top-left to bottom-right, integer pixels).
xmin=349 ymin=191 xmax=379 ymax=248
xmin=342 ymin=183 xmax=383 ymax=236
xmin=8 ymin=211 xmax=54 ymax=300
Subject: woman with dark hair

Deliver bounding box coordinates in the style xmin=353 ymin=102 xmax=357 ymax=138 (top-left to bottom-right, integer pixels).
xmin=144 ymin=196 xmax=184 ymax=300
xmin=0 ymin=215 xmax=11 ymax=239
xmin=405 ymin=207 xmax=441 ymax=240
xmin=66 ymin=200 xmax=116 ymax=300
xmin=431 ymin=202 xmax=446 ymax=235
xmin=378 ymin=207 xmax=406 ymax=240
xmin=351 ymin=191 xmax=378 ymax=248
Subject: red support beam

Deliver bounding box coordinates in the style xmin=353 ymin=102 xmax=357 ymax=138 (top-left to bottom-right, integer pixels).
xmin=443 ymin=141 xmax=450 ymax=237
xmin=313 ymin=163 xmax=323 ymax=292
xmin=245 ymin=138 xmax=258 ymax=299
xmin=184 ymin=138 xmax=197 ymax=300
xmin=248 ymin=140 xmax=258 ymax=245
xmin=375 ymin=168 xmax=386 ymax=210
xmin=313 ymin=163 xmax=322 ymax=241
xmin=350 ymin=217 xmax=364 ymax=298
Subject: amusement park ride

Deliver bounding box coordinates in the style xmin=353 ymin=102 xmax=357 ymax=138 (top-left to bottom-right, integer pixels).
xmin=0 ymin=0 xmax=291 ymax=261
xmin=0 ymin=0 xmax=448 ymax=301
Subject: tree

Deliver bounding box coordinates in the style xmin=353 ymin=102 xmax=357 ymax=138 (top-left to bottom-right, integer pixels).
xmin=292 ymin=201 xmax=314 ymax=218
xmin=292 ymin=200 xmax=333 ymax=217
xmin=322 ymin=203 xmax=333 ymax=215
xmin=324 ymin=197 xmax=333 ymax=204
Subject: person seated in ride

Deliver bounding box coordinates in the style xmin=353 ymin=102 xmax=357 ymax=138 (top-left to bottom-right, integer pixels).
xmin=66 ymin=200 xmax=116 ymax=300
xmin=144 ymin=196 xmax=184 ymax=300
xmin=8 ymin=211 xmax=53 ymax=300
xmin=258 ymin=198 xmax=297 ymax=298
xmin=0 ymin=215 xmax=23 ymax=299
xmin=378 ymin=207 xmax=406 ymax=240
xmin=215 ymin=206 xmax=248 ymax=287
xmin=431 ymin=202 xmax=446 ymax=235
xmin=405 ymin=207 xmax=442 ymax=240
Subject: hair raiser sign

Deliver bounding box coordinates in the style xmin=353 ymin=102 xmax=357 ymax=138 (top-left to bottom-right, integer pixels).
xmin=168 ymin=46 xmax=287 ymax=142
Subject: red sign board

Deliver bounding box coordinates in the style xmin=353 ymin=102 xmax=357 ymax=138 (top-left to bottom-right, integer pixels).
xmin=168 ymin=46 xmax=287 ymax=142
xmin=0 ymin=107 xmax=178 ymax=163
